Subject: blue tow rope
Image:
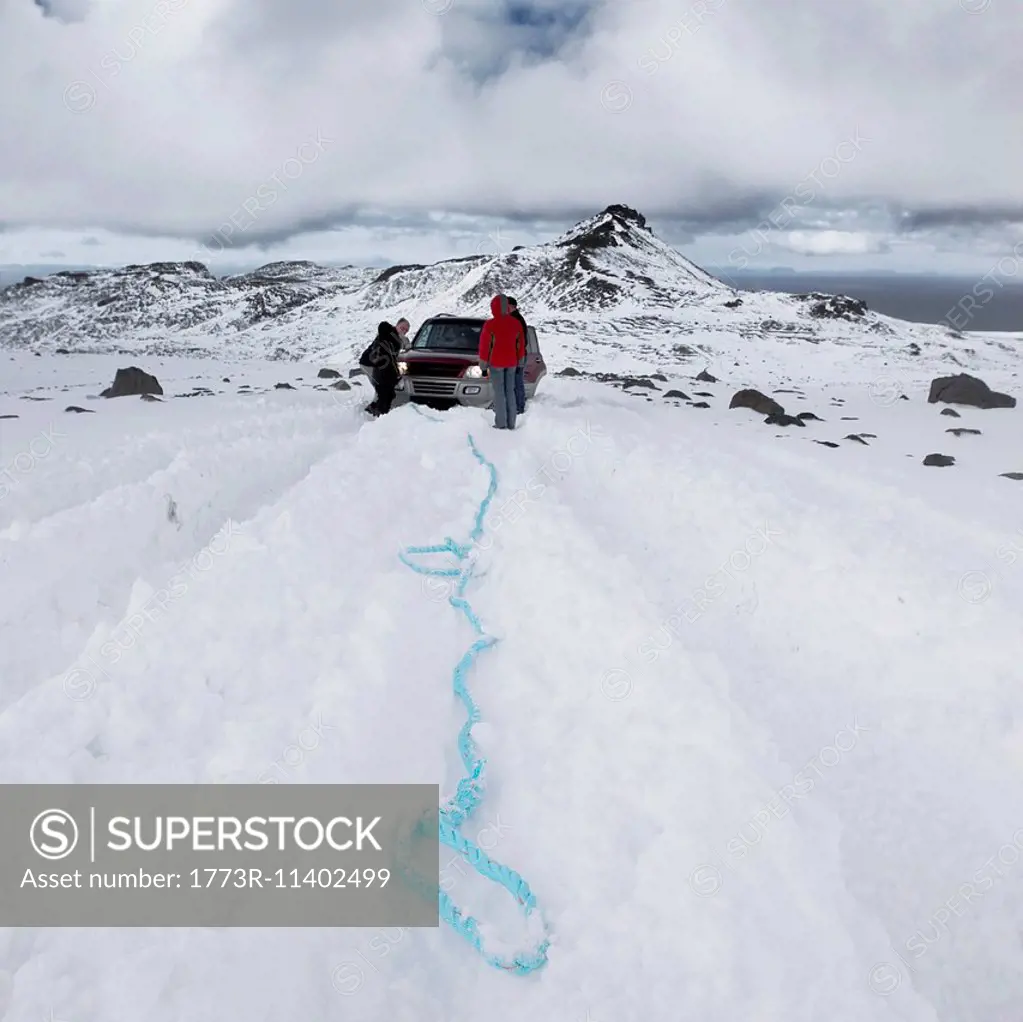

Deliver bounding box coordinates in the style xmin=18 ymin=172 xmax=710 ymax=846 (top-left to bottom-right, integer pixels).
xmin=398 ymin=429 xmax=550 ymax=975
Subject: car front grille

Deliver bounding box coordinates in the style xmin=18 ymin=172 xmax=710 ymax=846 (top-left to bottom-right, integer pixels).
xmin=409 ymin=379 xmax=459 ymax=397
xmin=407 ymin=361 xmax=468 ymax=377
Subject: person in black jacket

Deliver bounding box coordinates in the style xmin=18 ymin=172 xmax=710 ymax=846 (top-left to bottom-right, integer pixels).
xmin=360 ymin=321 xmax=403 ymax=416
xmin=507 ymin=297 xmax=528 ymax=415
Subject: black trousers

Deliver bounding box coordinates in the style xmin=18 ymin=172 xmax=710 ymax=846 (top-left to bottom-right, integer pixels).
xmin=369 ymin=370 xmax=398 ymax=414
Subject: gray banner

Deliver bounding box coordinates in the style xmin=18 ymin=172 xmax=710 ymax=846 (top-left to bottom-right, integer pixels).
xmin=0 ymin=784 xmax=439 ymax=927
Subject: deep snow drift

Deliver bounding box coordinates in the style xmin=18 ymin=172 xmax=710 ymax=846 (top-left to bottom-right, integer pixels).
xmin=1 ymin=349 xmax=1022 ymax=1022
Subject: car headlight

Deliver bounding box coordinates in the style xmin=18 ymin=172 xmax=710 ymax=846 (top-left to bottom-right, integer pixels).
xmin=397 ymin=361 xmax=408 ymax=375
xmin=464 ymin=365 xmax=483 ymax=379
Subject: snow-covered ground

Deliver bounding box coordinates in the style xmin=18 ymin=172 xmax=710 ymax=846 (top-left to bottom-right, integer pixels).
xmin=1 ymin=350 xmax=1022 ymax=1021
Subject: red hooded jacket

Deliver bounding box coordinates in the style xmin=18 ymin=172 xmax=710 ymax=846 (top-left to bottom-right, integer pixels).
xmin=478 ymin=295 xmax=526 ymax=369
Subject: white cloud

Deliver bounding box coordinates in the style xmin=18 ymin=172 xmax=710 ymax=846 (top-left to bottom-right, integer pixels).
xmin=777 ymin=231 xmax=889 ymax=257
xmin=0 ymin=0 xmax=1020 ymax=272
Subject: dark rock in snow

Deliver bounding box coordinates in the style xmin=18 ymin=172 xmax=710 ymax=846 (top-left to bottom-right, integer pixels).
xmin=331 ymin=379 xmax=352 ymax=390
xmin=796 ymin=412 xmax=822 ymax=421
xmin=689 ymin=401 xmax=711 ymax=408
xmin=1000 ymin=472 xmax=1023 ymax=480
xmin=275 ymin=382 xmax=296 ymax=390
xmin=140 ymin=394 xmax=162 ymax=402
xmin=318 ymin=368 xmax=341 ymax=378
xmin=603 ymin=204 xmax=649 ymax=230
xmin=100 ymin=366 xmax=163 ymax=398
xmin=730 ymin=389 xmax=784 ymax=417
xmin=928 ymin=374 xmax=1015 ymax=409
xmin=222 ymin=377 xmax=230 ymax=382
xmin=815 ymin=440 xmax=840 ymax=448
xmin=923 ymin=453 xmax=955 ymax=467
xmin=764 ymin=413 xmax=806 ymax=427
xmin=650 ymin=373 xmax=668 ymax=381
xmin=723 ymin=298 xmax=743 ymax=308
xmin=373 ymin=263 xmax=427 ymax=285
xmin=557 ymin=367 xmax=582 ymax=376
xmin=696 ymin=370 xmax=718 ymax=382
xmin=946 ymin=428 xmax=981 ymax=436
xmin=844 ymin=434 xmax=869 ymax=444
xmin=664 ymin=390 xmax=690 ymax=400
xmin=940 ymin=408 xmax=961 ymax=417
xmin=0 ymin=413 xmax=18 ymax=419
xmin=694 ymin=391 xmax=714 ymax=397
xmin=65 ymin=405 xmax=94 ymax=413
xmin=800 ymin=293 xmax=868 ymax=320
xmin=348 ymin=368 xmax=364 ymax=378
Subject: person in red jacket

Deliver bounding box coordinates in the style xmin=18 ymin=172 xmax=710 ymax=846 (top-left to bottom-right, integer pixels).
xmin=478 ymin=294 xmax=526 ymax=429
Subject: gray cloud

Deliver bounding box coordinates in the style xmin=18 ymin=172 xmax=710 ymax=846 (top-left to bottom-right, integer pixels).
xmin=201 ymin=0 xmax=401 ymax=56
xmin=896 ymin=206 xmax=1023 ymax=231
xmin=0 ymin=0 xmax=1020 ymax=267
xmin=435 ymin=0 xmax=602 ymax=82
xmin=32 ymin=0 xmax=88 ymax=23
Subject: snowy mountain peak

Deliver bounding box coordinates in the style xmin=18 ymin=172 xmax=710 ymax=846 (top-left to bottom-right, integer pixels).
xmin=555 ymin=203 xmax=651 ymax=248
xmin=545 ymin=203 xmax=724 ymax=297
xmin=555 ymin=205 xmax=651 ymax=250
xmin=603 ymin=203 xmax=649 ymax=229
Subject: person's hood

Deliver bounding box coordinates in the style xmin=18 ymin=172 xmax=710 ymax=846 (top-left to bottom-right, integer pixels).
xmin=490 ymin=295 xmax=510 ymax=318
xmin=377 ymin=321 xmax=394 ymax=335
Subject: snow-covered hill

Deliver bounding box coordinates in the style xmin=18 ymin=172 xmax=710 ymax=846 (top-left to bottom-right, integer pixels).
xmin=0 ymin=259 xmax=378 ymax=359
xmin=3 ymin=205 xmax=1018 ymax=387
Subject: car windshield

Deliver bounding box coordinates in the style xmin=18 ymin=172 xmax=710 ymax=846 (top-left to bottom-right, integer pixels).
xmin=411 ymin=321 xmax=482 ymax=352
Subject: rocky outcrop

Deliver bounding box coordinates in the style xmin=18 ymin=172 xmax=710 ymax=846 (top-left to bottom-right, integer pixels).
xmin=729 ymin=389 xmax=784 ymax=417
xmin=928 ymin=374 xmax=1015 ymax=409
xmin=100 ymin=366 xmax=163 ymax=398
xmin=799 ymin=293 xmax=868 ymax=320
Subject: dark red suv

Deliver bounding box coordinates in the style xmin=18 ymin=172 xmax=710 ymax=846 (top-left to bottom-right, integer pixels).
xmin=393 ymin=315 xmax=547 ymax=410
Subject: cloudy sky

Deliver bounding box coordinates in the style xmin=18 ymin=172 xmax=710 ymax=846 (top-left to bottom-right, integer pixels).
xmin=1 ymin=0 xmax=1020 ymax=277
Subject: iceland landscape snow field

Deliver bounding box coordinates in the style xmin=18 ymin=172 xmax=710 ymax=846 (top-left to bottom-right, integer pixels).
xmin=1 ymin=342 xmax=1022 ymax=1021
xmin=3 ymin=0 xmax=1022 ymax=1003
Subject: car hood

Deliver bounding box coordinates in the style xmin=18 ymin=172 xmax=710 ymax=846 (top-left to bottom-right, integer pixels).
xmin=402 ymin=350 xmax=478 ymax=364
